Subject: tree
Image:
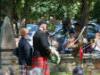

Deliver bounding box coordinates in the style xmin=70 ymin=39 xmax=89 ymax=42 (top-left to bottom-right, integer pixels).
xmin=92 ymin=0 xmax=100 ymax=23
xmin=79 ymin=0 xmax=93 ymax=26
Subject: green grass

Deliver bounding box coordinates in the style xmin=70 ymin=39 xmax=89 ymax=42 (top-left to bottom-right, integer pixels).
xmin=51 ymin=72 xmax=72 ymax=75
xmin=51 ymin=72 xmax=100 ymax=75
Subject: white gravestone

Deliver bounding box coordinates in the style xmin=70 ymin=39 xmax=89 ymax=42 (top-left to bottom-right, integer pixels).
xmin=0 ymin=16 xmax=16 ymax=49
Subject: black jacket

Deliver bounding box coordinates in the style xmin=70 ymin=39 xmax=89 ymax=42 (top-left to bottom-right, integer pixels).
xmin=33 ymin=30 xmax=50 ymax=57
xmin=18 ymin=37 xmax=33 ymax=65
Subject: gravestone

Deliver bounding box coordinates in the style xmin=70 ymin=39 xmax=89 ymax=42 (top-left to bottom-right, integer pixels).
xmin=0 ymin=16 xmax=16 ymax=49
xmin=0 ymin=16 xmax=17 ymax=69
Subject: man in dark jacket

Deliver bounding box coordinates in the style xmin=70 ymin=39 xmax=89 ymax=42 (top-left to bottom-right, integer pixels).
xmin=18 ymin=28 xmax=33 ymax=75
xmin=32 ymin=21 xmax=51 ymax=75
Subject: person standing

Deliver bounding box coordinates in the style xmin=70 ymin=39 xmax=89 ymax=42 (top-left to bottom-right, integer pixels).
xmin=18 ymin=28 xmax=33 ymax=75
xmin=32 ymin=21 xmax=52 ymax=75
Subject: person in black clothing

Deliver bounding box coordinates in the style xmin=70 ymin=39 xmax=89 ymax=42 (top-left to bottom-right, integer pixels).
xmin=62 ymin=17 xmax=72 ymax=34
xmin=18 ymin=28 xmax=33 ymax=75
xmin=32 ymin=21 xmax=51 ymax=75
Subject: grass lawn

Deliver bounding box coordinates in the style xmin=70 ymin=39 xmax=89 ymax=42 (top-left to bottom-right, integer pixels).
xmin=51 ymin=72 xmax=100 ymax=75
xmin=51 ymin=72 xmax=71 ymax=75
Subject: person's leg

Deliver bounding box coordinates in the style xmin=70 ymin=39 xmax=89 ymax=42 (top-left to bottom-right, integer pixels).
xmin=19 ymin=65 xmax=27 ymax=75
xmin=32 ymin=57 xmax=50 ymax=75
xmin=43 ymin=58 xmax=50 ymax=75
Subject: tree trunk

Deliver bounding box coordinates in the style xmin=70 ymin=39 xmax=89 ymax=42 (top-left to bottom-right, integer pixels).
xmin=22 ymin=0 xmax=31 ymax=19
xmin=79 ymin=0 xmax=92 ymax=26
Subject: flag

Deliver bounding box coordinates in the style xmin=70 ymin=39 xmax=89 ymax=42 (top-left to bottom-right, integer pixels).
xmin=79 ymin=47 xmax=83 ymax=63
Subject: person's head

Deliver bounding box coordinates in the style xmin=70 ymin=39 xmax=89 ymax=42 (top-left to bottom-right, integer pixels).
xmin=73 ymin=66 xmax=83 ymax=75
xmin=62 ymin=17 xmax=71 ymax=33
xmin=38 ymin=21 xmax=48 ymax=32
xmin=74 ymin=22 xmax=82 ymax=32
xmin=95 ymin=32 xmax=100 ymax=39
xmin=20 ymin=28 xmax=29 ymax=37
xmin=62 ymin=17 xmax=71 ymax=27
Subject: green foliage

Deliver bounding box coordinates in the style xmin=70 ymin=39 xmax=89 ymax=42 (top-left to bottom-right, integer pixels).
xmin=31 ymin=1 xmax=65 ymax=20
xmin=92 ymin=0 xmax=100 ymax=20
xmin=0 ymin=0 xmax=96 ymax=22
xmin=16 ymin=0 xmax=25 ymax=18
xmin=48 ymin=23 xmax=56 ymax=32
xmin=14 ymin=0 xmax=80 ymax=20
xmin=0 ymin=0 xmax=12 ymax=17
xmin=0 ymin=0 xmax=80 ymax=20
